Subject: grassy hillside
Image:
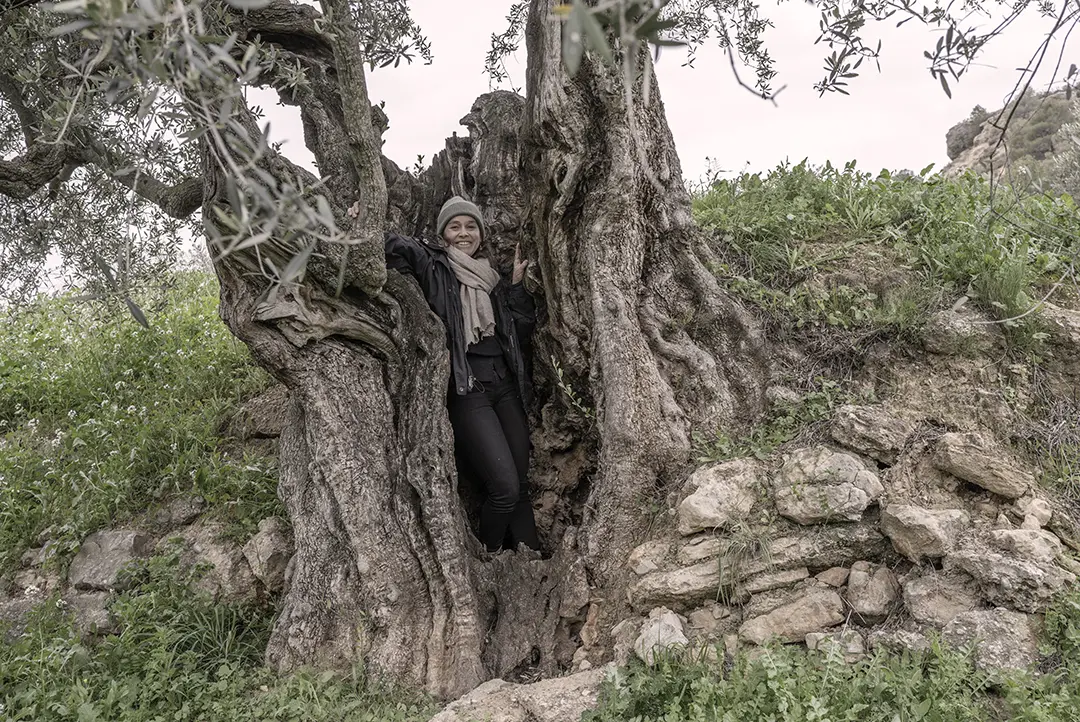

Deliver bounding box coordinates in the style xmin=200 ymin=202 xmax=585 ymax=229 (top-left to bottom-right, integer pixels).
xmin=1 ymin=168 xmax=1078 ymax=721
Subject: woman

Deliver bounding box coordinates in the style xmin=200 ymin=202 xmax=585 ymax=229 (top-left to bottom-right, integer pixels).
xmin=385 ymin=196 xmax=540 ymax=552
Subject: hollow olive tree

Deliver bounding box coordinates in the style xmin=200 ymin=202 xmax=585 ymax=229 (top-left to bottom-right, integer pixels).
xmin=0 ymin=0 xmax=1071 ymax=699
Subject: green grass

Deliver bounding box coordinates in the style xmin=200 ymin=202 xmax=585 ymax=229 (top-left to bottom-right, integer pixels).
xmin=0 ymin=272 xmax=280 ymax=573
xmin=584 ymin=590 xmax=1080 ymax=722
xmin=0 ymin=546 xmax=434 ymax=722
xmin=692 ymin=161 xmax=1080 ymax=349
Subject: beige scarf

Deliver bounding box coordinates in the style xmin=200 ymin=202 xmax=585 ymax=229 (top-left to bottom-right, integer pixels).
xmin=446 ymin=245 xmax=501 ymax=346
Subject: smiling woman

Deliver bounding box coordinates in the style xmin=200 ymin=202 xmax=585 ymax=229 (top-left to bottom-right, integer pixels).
xmin=386 ymin=196 xmax=539 ymax=553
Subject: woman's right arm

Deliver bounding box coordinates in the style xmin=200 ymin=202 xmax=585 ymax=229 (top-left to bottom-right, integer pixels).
xmin=384 ymin=232 xmax=433 ymax=279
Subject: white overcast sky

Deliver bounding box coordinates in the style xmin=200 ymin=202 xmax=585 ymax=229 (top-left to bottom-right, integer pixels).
xmin=256 ymin=1 xmax=1075 ymax=182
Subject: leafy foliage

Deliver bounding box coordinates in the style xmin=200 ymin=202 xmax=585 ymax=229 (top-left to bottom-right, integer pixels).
xmin=0 ymin=546 xmax=434 ymax=722
xmin=585 ymin=589 xmax=1080 ymax=722
xmin=0 ymin=272 xmax=278 ymax=573
xmin=692 ymin=161 xmax=1080 ymax=349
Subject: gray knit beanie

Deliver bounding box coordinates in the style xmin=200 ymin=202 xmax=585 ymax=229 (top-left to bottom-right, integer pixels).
xmin=437 ymin=196 xmax=485 ymax=240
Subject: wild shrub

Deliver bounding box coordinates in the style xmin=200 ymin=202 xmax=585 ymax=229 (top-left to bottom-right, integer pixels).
xmin=0 ymin=272 xmax=279 ymax=573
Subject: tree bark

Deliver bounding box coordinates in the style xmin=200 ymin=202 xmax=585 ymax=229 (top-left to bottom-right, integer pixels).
xmin=157 ymin=0 xmax=770 ymax=698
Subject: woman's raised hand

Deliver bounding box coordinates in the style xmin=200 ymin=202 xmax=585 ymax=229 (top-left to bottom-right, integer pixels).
xmin=512 ymin=244 xmax=529 ymax=285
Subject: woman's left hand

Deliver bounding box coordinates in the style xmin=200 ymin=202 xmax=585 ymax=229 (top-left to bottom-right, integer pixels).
xmin=512 ymin=244 xmax=529 ymax=285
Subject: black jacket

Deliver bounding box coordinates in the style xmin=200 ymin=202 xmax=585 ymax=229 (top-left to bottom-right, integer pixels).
xmin=384 ymin=232 xmax=536 ymax=402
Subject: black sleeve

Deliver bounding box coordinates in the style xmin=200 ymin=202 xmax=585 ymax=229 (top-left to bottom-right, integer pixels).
xmin=507 ymin=282 xmax=537 ymax=340
xmin=384 ymin=232 xmax=433 ymax=279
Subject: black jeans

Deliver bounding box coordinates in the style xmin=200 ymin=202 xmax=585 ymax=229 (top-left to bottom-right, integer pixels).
xmin=447 ymin=374 xmax=540 ymax=552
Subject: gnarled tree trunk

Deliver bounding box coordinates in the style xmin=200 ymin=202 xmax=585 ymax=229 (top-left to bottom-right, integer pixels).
xmin=204 ymin=0 xmax=768 ymax=699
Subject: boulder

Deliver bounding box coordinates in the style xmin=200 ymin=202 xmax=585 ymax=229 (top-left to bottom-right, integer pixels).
xmin=922 ymin=307 xmax=1002 ymax=356
xmin=880 ymin=505 xmax=969 ymax=561
xmin=743 ymin=567 xmax=809 ymax=594
xmin=677 ymin=459 xmax=761 ymax=535
xmin=845 ymin=561 xmax=899 ymax=624
xmin=902 ymin=572 xmax=979 ymax=627
xmin=67 ymin=592 xmax=114 ymax=635
xmin=242 ymin=517 xmax=294 ymax=594
xmin=815 ymin=567 xmax=850 ymax=587
xmin=153 ymin=495 xmax=206 ymax=528
xmin=738 ymin=589 xmax=845 ymax=645
xmin=943 ymin=609 xmax=1040 ymax=672
xmin=805 ymin=630 xmax=866 ymax=662
xmin=68 ymin=530 xmax=153 ymax=591
xmin=628 ymin=540 xmax=672 ymax=576
xmin=426 ymin=667 xmax=605 ymax=722
xmin=174 ymin=522 xmax=259 ymax=602
xmin=677 ymin=525 xmax=888 ymax=571
xmin=1014 ymin=496 xmax=1052 ymax=527
xmin=830 ymin=405 xmax=914 ymax=464
xmin=686 ymin=603 xmax=732 ymax=637
xmin=932 ymin=433 xmax=1034 ymax=499
xmin=773 ymin=447 xmax=883 ymax=524
xmin=946 ymin=537 xmax=1076 ymax=613
xmin=991 ymin=528 xmax=1062 ymax=564
xmin=634 ymin=607 xmax=689 ymax=665
xmin=628 ymin=561 xmax=723 ymax=611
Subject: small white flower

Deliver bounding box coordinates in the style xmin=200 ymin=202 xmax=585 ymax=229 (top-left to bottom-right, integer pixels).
xmin=68 ymin=409 xmax=77 ymax=419
xmin=23 ymin=585 xmax=41 ymax=598
xmin=126 ymin=406 xmax=136 ymax=414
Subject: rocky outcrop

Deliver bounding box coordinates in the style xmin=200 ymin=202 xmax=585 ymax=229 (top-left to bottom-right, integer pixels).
xmin=830 ymin=405 xmax=913 ymax=464
xmin=902 ymin=571 xmax=979 ymax=627
xmin=677 ymin=459 xmax=760 ymax=534
xmin=773 ymin=447 xmax=883 ymax=524
xmin=243 ymin=517 xmax=294 ymax=594
xmin=426 ymin=668 xmax=605 ymax=722
xmin=68 ymin=530 xmax=153 ymax=591
xmin=634 ymin=607 xmax=689 ymax=664
xmin=943 ymin=609 xmax=1040 ymax=672
xmin=880 ymin=505 xmax=969 ymax=561
xmin=932 ymin=433 xmax=1033 ymax=499
xmin=738 ymin=588 xmax=845 ymax=644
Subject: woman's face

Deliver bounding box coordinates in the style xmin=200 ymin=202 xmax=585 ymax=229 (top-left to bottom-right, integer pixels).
xmin=442 ymin=215 xmax=482 ymax=257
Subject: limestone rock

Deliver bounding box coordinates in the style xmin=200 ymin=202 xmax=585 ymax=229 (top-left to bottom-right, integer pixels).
xmin=805 ymin=630 xmax=866 ymax=662
xmin=902 ymin=571 xmax=979 ymax=627
xmin=242 ymin=517 xmax=294 ymax=594
xmin=67 ymin=592 xmax=114 ymax=635
xmin=743 ymin=567 xmax=810 ymax=594
xmin=611 ymin=618 xmax=641 ymax=667
xmin=991 ymin=528 xmax=1061 ymax=564
xmin=932 ymin=433 xmax=1034 ymax=499
xmin=678 ymin=525 xmax=887 ymax=571
xmin=943 ymin=609 xmax=1039 ymax=672
xmin=174 ymin=522 xmax=259 ymax=602
xmin=634 ymin=607 xmax=689 ymax=665
xmin=880 ymin=505 xmax=969 ymax=561
xmin=922 ymin=307 xmax=1002 ymax=356
xmin=153 ymin=495 xmax=206 ymax=528
xmin=738 ymin=589 xmax=845 ymax=645
xmin=628 ymin=540 xmax=671 ymax=576
xmin=686 ymin=603 xmax=731 ymax=637
xmin=628 ymin=561 xmax=722 ymax=611
xmin=947 ymin=538 xmax=1075 ymax=613
xmin=815 ymin=567 xmax=850 ymax=587
xmin=677 ymin=536 xmax=722 ymax=565
xmin=1015 ymin=496 xmax=1052 ymax=527
xmin=846 ymin=562 xmax=899 ymax=624
xmin=773 ymin=447 xmax=883 ymax=524
xmin=68 ymin=530 xmax=152 ymax=591
xmin=830 ymin=405 xmax=914 ymax=464
xmin=426 ymin=667 xmax=605 ymax=722
xmin=677 ymin=459 xmax=760 ymax=535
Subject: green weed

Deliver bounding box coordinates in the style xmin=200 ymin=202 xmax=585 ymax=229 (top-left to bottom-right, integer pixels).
xmin=0 ymin=547 xmax=433 ymax=722
xmin=692 ymin=161 xmax=1080 ymax=350
xmin=0 ymin=272 xmax=280 ymax=573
